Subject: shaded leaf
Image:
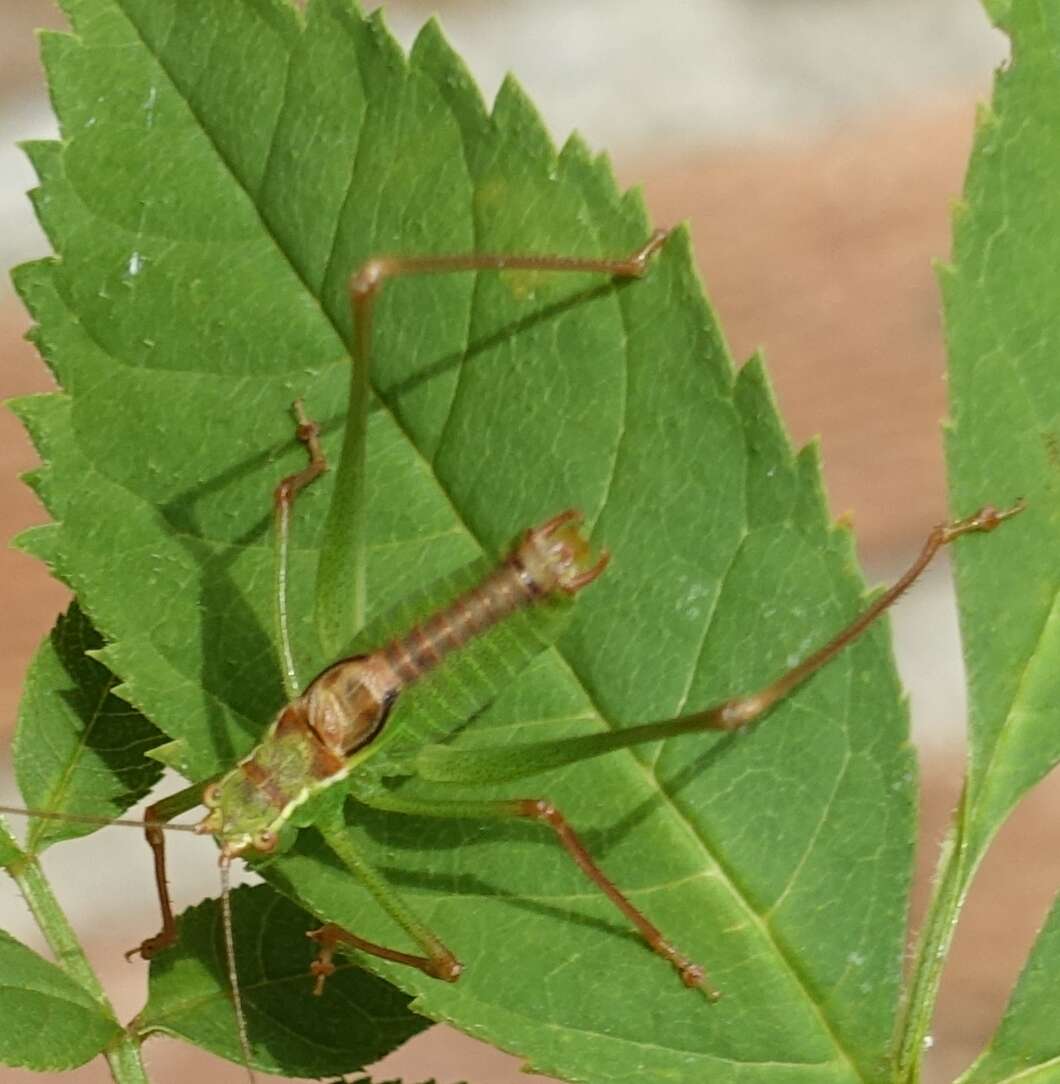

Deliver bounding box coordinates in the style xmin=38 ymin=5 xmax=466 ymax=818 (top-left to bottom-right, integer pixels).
xmin=140 ymin=884 xmax=430 ymax=1077
xmin=11 ymin=600 xmax=165 ymax=852
xmin=345 ymin=1078 xmax=467 ymax=1084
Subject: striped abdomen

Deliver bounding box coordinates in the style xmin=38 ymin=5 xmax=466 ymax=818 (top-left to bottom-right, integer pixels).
xmin=302 ymin=508 xmax=608 ymax=758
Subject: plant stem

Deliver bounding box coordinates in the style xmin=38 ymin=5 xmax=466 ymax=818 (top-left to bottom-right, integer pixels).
xmin=9 ymin=851 xmax=150 ymax=1084
xmin=102 ymin=1038 xmax=151 ymax=1084
xmin=895 ymin=785 xmax=971 ymax=1083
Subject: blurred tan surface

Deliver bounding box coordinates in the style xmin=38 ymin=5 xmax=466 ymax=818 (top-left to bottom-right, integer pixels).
xmin=640 ymin=108 xmax=967 ymax=553
xmin=5 ymin=102 xmax=1060 ymax=1084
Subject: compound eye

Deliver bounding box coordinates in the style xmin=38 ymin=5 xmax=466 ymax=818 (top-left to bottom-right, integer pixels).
xmin=253 ymin=829 xmax=278 ymax=853
xmin=202 ymin=783 xmax=222 ymax=809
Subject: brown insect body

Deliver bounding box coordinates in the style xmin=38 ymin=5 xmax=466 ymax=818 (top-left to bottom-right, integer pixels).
xmin=198 ymin=509 xmax=608 ymax=858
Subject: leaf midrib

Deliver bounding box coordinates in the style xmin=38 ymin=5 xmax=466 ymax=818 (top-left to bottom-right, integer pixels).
xmin=966 ymin=585 xmax=1060 ymax=847
xmin=106 ymin=2 xmax=869 ymax=1075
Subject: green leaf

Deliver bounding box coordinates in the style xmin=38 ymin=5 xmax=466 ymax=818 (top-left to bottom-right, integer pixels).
xmin=16 ymin=1 xmax=921 ymax=1080
xmin=0 ymin=927 xmax=122 ymax=1070
xmin=346 ymin=1079 xmax=466 ymax=1084
xmin=896 ymin=1 xmax=1060 ymax=1074
xmin=944 ymin=0 xmax=1060 ymax=869
xmin=139 ymin=884 xmax=430 ymax=1077
xmin=10 ymin=600 xmax=165 ymax=852
xmin=1 ymin=604 xmax=157 ymax=1080
xmin=345 ymin=1079 xmax=466 ymax=1084
xmin=0 ymin=818 xmax=22 ymax=866
xmin=958 ymin=892 xmax=1060 ymax=1084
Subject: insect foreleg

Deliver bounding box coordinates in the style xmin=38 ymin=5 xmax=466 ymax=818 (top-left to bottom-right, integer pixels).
xmin=274 ymin=399 xmax=328 ymax=699
xmin=125 ymin=781 xmax=211 ymax=960
xmin=310 ymin=817 xmax=462 ymax=992
xmin=347 ymin=787 xmax=718 ymax=1000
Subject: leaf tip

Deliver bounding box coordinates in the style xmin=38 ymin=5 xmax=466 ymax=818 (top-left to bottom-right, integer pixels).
xmin=492 ymin=73 xmax=556 ymax=162
xmin=11 ymin=523 xmax=61 ymax=567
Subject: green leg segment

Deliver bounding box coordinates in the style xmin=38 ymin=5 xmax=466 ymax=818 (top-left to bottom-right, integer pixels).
xmin=348 ymin=784 xmax=715 ymax=998
xmin=311 ymin=817 xmax=461 ymax=991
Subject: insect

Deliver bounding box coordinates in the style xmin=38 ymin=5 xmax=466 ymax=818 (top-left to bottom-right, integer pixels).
xmin=1 ymin=229 xmax=1023 ymax=1084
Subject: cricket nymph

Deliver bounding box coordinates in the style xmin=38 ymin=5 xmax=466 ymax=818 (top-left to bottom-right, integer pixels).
xmin=197 ymin=509 xmax=608 ymax=858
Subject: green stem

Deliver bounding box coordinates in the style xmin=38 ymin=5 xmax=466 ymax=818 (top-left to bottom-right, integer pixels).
xmin=8 ymin=852 xmax=149 ymax=1084
xmin=102 ymin=1037 xmax=151 ymax=1084
xmin=895 ymin=787 xmax=971 ymax=1082
xmin=13 ymin=855 xmax=109 ymax=1006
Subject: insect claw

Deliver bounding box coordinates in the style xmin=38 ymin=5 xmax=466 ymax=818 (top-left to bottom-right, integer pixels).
xmin=942 ymin=498 xmax=1027 ymax=543
xmin=350 ymin=257 xmax=394 ymax=298
xmin=307 ymin=926 xmax=338 ymax=996
xmin=680 ymin=961 xmax=721 ymax=1002
xmin=986 ymin=497 xmax=1027 ymax=525
xmin=432 ymin=957 xmax=464 ymax=982
xmin=125 ymin=933 xmax=170 ymax=961
xmin=628 ymin=227 xmax=670 ymax=274
xmin=310 ymin=957 xmax=336 ymax=997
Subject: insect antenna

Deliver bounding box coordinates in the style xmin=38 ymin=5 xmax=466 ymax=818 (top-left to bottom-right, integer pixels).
xmin=0 ymin=804 xmax=201 ymax=835
xmin=219 ymin=853 xmax=256 ymax=1083
xmin=1 ymin=803 xmax=256 ymax=1077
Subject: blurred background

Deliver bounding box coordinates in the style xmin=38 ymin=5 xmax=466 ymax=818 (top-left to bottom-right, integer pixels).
xmin=1 ymin=1 xmax=1057 ymax=1082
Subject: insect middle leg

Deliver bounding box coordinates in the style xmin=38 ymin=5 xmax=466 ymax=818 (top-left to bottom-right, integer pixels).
xmin=318 ymin=228 xmax=672 ymax=655
xmin=347 ymin=228 xmax=670 ymax=348
xmin=323 ymin=788 xmax=717 ymax=1000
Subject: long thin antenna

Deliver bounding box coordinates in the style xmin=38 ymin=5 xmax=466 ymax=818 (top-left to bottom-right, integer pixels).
xmin=219 ymin=855 xmax=256 ymax=1083
xmin=0 ymin=804 xmax=201 ymax=834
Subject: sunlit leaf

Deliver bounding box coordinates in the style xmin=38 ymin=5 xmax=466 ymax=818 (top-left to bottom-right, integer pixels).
xmin=0 ymin=929 xmax=121 ymax=1070
xmin=14 ymin=0 xmax=928 ymax=1079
